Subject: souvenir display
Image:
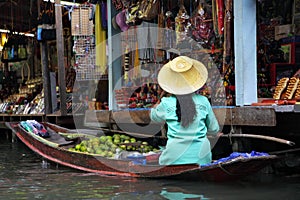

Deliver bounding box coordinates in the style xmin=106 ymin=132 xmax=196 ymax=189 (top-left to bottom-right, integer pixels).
xmin=111 ymin=0 xmax=238 ymax=108
xmin=294 ymin=82 xmax=300 ymax=100
xmin=1 ymin=35 xmax=28 ymax=63
xmin=273 ymin=77 xmax=290 ymax=100
xmin=115 ymin=83 xmax=161 ymax=109
xmin=283 ymin=77 xmax=299 ymax=100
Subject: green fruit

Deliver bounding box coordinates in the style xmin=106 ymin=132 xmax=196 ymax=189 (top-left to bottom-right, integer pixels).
xmin=120 ymin=145 xmax=126 ymax=150
xmin=107 ymin=151 xmax=114 ymax=157
xmin=99 ymin=144 xmax=106 ymax=150
xmin=130 ymin=138 xmax=136 ymax=143
xmin=81 ymin=140 xmax=88 ymax=146
xmin=106 ymin=136 xmax=112 ymax=140
xmin=113 ymin=139 xmax=120 ymax=144
xmin=124 ymin=140 xmax=130 ymax=143
xmin=95 ymin=148 xmax=102 ymax=154
xmin=75 ymin=144 xmax=81 ymax=150
xmin=99 ymin=136 xmax=107 ymax=143
xmin=92 ymin=139 xmax=100 ymax=145
xmin=142 ymin=141 xmax=148 ymax=145
xmin=105 ymin=140 xmax=113 ymax=146
xmin=120 ymin=135 xmax=126 ymax=139
xmin=103 ymin=145 xmax=109 ymax=151
xmin=69 ymin=148 xmax=75 ymax=151
xmin=80 ymin=146 xmax=87 ymax=152
xmin=126 ymin=145 xmax=132 ymax=151
xmin=110 ymin=146 xmax=117 ymax=153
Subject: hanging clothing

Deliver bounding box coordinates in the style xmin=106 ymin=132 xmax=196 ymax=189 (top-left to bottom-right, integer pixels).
xmin=150 ymin=94 xmax=219 ymax=165
xmin=95 ymin=3 xmax=107 ymax=74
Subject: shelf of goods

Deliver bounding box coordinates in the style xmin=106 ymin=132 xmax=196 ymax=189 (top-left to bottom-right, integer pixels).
xmin=72 ymin=4 xmax=107 ymax=80
xmin=115 ymin=83 xmax=160 ymax=109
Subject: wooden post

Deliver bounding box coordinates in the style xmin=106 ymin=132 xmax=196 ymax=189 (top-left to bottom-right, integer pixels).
xmin=41 ymin=42 xmax=52 ymax=114
xmin=55 ymin=0 xmax=67 ymax=116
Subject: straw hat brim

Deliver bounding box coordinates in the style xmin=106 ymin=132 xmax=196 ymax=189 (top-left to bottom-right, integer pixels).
xmin=157 ymin=56 xmax=208 ymax=95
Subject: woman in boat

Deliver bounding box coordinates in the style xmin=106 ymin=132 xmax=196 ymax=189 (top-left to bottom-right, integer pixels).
xmin=150 ymin=56 xmax=222 ymax=165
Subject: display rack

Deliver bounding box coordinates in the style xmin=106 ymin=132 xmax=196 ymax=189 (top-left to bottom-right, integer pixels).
xmin=72 ymin=4 xmax=106 ymax=80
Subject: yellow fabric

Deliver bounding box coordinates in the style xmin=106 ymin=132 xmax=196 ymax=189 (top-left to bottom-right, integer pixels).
xmin=133 ymin=40 xmax=140 ymax=78
xmin=95 ymin=4 xmax=107 ymax=74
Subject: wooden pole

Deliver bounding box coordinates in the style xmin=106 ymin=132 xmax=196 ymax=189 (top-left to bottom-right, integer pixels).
xmin=217 ymin=134 xmax=295 ymax=146
xmin=41 ymin=42 xmax=52 ymax=114
xmin=55 ymin=0 xmax=67 ymax=116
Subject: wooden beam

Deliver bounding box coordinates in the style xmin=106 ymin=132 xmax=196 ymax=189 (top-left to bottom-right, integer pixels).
xmin=85 ymin=107 xmax=277 ymax=127
xmin=55 ymin=0 xmax=67 ymax=116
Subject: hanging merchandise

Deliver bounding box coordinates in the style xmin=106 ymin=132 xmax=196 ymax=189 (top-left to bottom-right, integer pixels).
xmin=133 ymin=38 xmax=140 ymax=78
xmin=123 ymin=44 xmax=130 ymax=82
xmin=175 ymin=4 xmax=191 ymax=48
xmin=164 ymin=10 xmax=175 ymax=49
xmin=138 ymin=0 xmax=159 ymax=21
xmin=223 ymin=0 xmax=232 ymax=66
xmin=137 ymin=22 xmax=156 ymax=71
xmin=95 ymin=3 xmax=107 ymax=74
xmin=156 ymin=2 xmax=165 ymax=58
xmin=216 ymin=0 xmax=224 ymax=36
xmin=125 ymin=2 xmax=142 ymax=26
xmin=112 ymin=0 xmax=124 ymax=11
xmin=37 ymin=0 xmax=56 ymax=41
xmin=212 ymin=0 xmax=218 ymax=36
xmin=116 ymin=9 xmax=130 ymax=32
xmin=101 ymin=1 xmax=108 ymax=29
xmin=71 ymin=5 xmax=94 ymax=36
xmin=191 ymin=2 xmax=215 ymax=48
xmin=1 ymin=35 xmax=28 ymax=63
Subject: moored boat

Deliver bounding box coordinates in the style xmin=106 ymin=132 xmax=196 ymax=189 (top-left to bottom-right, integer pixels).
xmin=6 ymin=121 xmax=279 ymax=182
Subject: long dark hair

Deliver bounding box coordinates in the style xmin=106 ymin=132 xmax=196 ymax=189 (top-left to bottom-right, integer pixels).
xmin=175 ymin=94 xmax=197 ymax=127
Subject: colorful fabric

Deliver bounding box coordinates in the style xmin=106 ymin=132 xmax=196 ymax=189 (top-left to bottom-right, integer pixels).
xmin=201 ymin=151 xmax=270 ymax=167
xmin=150 ymin=94 xmax=219 ymax=165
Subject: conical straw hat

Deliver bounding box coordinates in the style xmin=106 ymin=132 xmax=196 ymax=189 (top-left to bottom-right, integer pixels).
xmin=157 ymin=56 xmax=208 ymax=95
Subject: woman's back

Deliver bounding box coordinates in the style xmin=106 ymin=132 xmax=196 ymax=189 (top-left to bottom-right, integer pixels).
xmin=150 ymin=94 xmax=219 ymax=165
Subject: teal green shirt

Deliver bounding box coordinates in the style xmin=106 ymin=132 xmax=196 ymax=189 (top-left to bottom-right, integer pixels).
xmin=150 ymin=94 xmax=219 ymax=165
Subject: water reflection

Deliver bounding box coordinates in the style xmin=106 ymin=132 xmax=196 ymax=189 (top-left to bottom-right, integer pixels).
xmin=0 ymin=133 xmax=299 ymax=200
xmin=160 ymin=190 xmax=207 ymax=200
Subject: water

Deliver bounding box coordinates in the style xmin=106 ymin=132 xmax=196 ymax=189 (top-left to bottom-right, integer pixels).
xmin=0 ymin=132 xmax=299 ymax=200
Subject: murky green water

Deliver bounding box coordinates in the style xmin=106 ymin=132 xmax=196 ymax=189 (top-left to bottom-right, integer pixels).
xmin=0 ymin=131 xmax=299 ymax=200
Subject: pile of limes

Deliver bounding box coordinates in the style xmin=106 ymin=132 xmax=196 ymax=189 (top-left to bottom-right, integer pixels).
xmin=68 ymin=134 xmax=157 ymax=158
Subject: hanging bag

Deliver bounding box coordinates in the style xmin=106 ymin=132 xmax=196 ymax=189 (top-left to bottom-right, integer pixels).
xmin=37 ymin=0 xmax=56 ymax=41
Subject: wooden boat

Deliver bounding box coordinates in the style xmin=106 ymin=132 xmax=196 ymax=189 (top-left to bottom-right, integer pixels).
xmin=6 ymin=122 xmax=279 ymax=182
